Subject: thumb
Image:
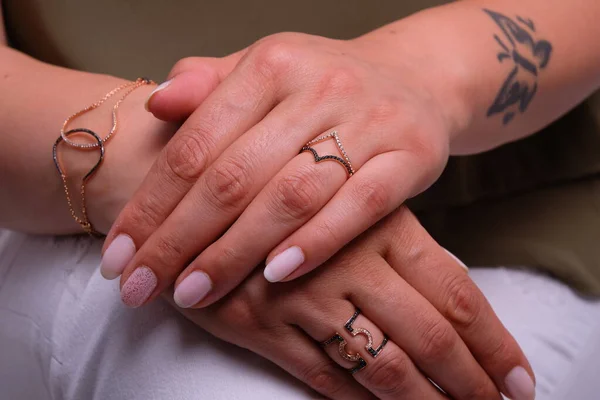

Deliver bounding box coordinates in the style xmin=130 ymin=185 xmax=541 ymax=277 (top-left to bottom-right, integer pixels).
xmin=145 ymin=49 xmax=246 ymax=121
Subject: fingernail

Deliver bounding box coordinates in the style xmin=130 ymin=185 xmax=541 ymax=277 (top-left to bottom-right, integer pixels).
xmin=100 ymin=234 xmax=136 ymax=280
xmin=443 ymin=248 xmax=469 ymax=272
xmin=144 ymin=79 xmax=171 ymax=111
xmin=121 ymin=267 xmax=158 ymax=308
xmin=264 ymin=246 xmax=305 ymax=282
xmin=173 ymin=271 xmax=212 ymax=308
xmin=504 ymin=366 xmax=535 ymax=400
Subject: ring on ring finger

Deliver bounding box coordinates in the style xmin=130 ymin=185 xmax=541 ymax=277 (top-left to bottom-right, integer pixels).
xmin=320 ymin=308 xmax=388 ymax=374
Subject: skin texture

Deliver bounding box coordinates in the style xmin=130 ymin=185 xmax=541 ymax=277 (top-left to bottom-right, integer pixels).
xmin=170 ymin=206 xmax=532 ymax=400
xmin=0 ymin=2 xmax=535 ymax=398
xmin=103 ymin=0 xmax=600 ymax=325
xmin=0 ymin=46 xmax=176 ymax=234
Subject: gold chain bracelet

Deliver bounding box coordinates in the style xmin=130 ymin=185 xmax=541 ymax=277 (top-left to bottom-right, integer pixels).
xmin=53 ymin=78 xmax=155 ymax=235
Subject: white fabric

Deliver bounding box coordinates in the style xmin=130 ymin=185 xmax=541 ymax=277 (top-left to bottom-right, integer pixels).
xmin=0 ymin=229 xmax=599 ymax=400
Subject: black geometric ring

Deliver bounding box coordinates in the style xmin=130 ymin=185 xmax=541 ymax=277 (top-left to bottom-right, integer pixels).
xmin=300 ymin=131 xmax=355 ymax=176
xmin=320 ymin=308 xmax=389 ymax=374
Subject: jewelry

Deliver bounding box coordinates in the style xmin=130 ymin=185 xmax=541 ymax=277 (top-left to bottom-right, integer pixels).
xmin=53 ymin=129 xmax=105 ymax=236
xmin=300 ymin=131 xmax=355 ymax=176
xmin=54 ymin=78 xmax=155 ymax=235
xmin=60 ymin=77 xmax=154 ymax=149
xmin=320 ymin=308 xmax=389 ymax=374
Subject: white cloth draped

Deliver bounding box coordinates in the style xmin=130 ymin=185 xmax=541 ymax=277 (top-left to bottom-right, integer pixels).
xmin=1 ymin=230 xmax=599 ymax=400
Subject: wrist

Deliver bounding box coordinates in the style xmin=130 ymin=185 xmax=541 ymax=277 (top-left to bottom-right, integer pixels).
xmin=83 ymin=85 xmax=176 ymax=233
xmin=351 ymin=5 xmax=477 ymax=151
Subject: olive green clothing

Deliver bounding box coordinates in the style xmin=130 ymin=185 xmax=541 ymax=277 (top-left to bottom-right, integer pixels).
xmin=4 ymin=0 xmax=600 ymax=295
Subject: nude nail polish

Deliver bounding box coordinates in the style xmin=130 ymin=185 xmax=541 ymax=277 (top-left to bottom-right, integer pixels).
xmin=121 ymin=267 xmax=157 ymax=308
xmin=144 ymin=79 xmax=171 ymax=111
xmin=173 ymin=271 xmax=212 ymax=308
xmin=100 ymin=234 xmax=136 ymax=280
xmin=264 ymin=246 xmax=305 ymax=282
xmin=504 ymin=366 xmax=535 ymax=400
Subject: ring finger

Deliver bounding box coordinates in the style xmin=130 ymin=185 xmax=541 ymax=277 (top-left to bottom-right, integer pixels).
xmin=298 ymin=301 xmax=447 ymax=399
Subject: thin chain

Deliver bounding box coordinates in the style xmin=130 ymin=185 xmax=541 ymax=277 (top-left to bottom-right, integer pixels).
xmin=305 ymin=131 xmax=355 ymax=175
xmin=54 ymin=78 xmax=154 ymax=235
xmin=59 ymin=173 xmax=94 ymax=234
xmin=60 ymin=78 xmax=154 ymax=149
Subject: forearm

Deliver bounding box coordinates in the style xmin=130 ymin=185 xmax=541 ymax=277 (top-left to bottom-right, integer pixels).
xmin=0 ymin=46 xmax=157 ymax=234
xmin=356 ymin=0 xmax=600 ymax=154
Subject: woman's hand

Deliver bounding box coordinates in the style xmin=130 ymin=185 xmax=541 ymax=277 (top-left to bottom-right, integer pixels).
xmin=102 ymin=26 xmax=467 ymax=308
xmin=170 ymin=206 xmax=535 ymax=400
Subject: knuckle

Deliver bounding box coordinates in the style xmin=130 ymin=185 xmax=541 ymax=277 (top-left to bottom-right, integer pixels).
xmin=484 ymin=334 xmax=522 ymax=373
xmin=404 ymin=132 xmax=449 ymax=181
xmin=374 ymin=205 xmax=415 ymax=239
xmin=352 ymin=180 xmax=391 ymax=220
xmin=364 ymin=354 xmax=412 ymax=395
xmin=313 ymin=218 xmax=342 ymax=246
xmin=302 ymin=363 xmax=346 ymax=397
xmin=251 ymin=34 xmax=299 ymax=76
xmin=123 ymin=195 xmax=164 ymax=232
xmin=216 ymin=289 xmax=260 ymax=331
xmin=153 ymin=233 xmax=187 ymax=263
xmin=269 ymin=168 xmax=320 ymax=222
xmin=165 ymin=130 xmax=212 ymax=183
xmin=204 ymin=157 xmax=252 ymax=210
xmin=442 ymin=273 xmax=484 ymax=329
xmin=418 ymin=319 xmax=457 ymax=363
xmin=317 ymin=67 xmax=362 ymax=98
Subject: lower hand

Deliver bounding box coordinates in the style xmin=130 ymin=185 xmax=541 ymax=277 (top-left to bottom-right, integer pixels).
xmin=171 ymin=206 xmax=535 ymax=400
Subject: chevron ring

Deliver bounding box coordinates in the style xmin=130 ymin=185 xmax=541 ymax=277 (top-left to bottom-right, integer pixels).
xmin=300 ymin=131 xmax=355 ymax=176
xmin=320 ymin=308 xmax=389 ymax=374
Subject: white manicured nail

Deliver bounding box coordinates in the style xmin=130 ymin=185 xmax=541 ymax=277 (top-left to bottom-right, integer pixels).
xmin=100 ymin=234 xmax=136 ymax=280
xmin=504 ymin=366 xmax=535 ymax=400
xmin=173 ymin=271 xmax=212 ymax=308
xmin=264 ymin=246 xmax=305 ymax=282
xmin=144 ymin=80 xmax=171 ymax=111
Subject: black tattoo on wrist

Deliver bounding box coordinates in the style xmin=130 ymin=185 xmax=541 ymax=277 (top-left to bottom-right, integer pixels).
xmin=484 ymin=9 xmax=553 ymax=125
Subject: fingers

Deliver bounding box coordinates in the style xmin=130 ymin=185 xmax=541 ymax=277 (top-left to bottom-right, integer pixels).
xmin=266 ymin=150 xmax=428 ymax=282
xmin=266 ymin=331 xmax=374 ymax=400
xmin=174 ymin=303 xmax=371 ymax=399
xmin=146 ymin=51 xmax=247 ymax=121
xmin=298 ymin=301 xmax=447 ymax=400
xmin=378 ymin=208 xmax=536 ymax=400
xmin=115 ymin=98 xmax=338 ymax=307
xmin=145 ymin=70 xmax=222 ymax=122
xmin=344 ymin=257 xmax=502 ymax=400
xmin=101 ymin=54 xmax=279 ymax=282
xmin=171 ymin=127 xmax=385 ymax=307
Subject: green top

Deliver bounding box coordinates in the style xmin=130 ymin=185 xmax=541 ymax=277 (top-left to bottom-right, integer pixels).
xmin=5 ymin=0 xmax=600 ymax=295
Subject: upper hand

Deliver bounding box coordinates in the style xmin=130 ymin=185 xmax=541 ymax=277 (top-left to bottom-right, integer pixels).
xmin=101 ymin=31 xmax=469 ymax=308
